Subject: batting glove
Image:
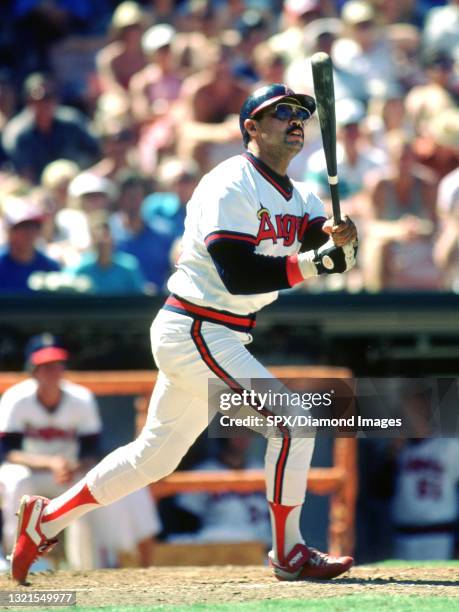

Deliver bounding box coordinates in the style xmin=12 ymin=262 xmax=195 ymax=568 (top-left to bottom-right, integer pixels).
xmin=297 ymin=239 xmax=357 ymax=277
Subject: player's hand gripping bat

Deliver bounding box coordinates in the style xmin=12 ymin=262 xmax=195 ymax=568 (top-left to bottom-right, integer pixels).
xmin=311 ymin=52 xmax=342 ymax=225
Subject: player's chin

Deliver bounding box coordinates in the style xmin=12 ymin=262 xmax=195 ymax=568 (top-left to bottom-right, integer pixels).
xmin=284 ymin=137 xmax=304 ymax=152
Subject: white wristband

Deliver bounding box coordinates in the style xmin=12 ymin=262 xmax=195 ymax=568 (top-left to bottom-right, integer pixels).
xmin=297 ymin=250 xmax=318 ymax=279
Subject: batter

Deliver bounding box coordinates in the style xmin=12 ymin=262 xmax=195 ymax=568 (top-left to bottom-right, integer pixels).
xmin=11 ymin=84 xmax=357 ymax=584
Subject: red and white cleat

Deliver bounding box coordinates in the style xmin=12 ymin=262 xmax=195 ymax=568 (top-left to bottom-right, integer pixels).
xmin=10 ymin=495 xmax=58 ymax=584
xmin=270 ymin=543 xmax=354 ymax=581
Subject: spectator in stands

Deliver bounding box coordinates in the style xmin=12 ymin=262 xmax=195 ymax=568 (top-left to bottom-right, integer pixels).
xmin=40 ymin=159 xmax=85 ymax=267
xmin=385 ymin=23 xmax=425 ymax=92
xmin=0 ymin=196 xmax=60 ymax=294
xmin=405 ymin=50 xmax=456 ymax=138
xmin=68 ymin=172 xmax=117 ymax=214
xmin=166 ymin=437 xmax=271 ymax=547
xmin=130 ymin=24 xmax=183 ymax=173
xmin=370 ymin=0 xmax=422 ymax=26
xmin=286 ymin=17 xmax=368 ymax=104
xmin=142 ymin=0 xmax=177 ymax=27
xmin=1 ymin=73 xmax=100 ymax=184
xmin=267 ymin=0 xmax=325 ymax=64
xmin=252 ymin=44 xmax=287 ymax=89
xmin=68 ymin=210 xmax=146 ymax=295
xmin=130 ymin=24 xmax=182 ymax=126
xmin=0 ymin=333 xmax=160 ymax=569
xmin=364 ymin=82 xmax=413 ymax=156
xmin=364 ymin=131 xmax=440 ymax=291
xmin=174 ymin=0 xmax=219 ymax=38
xmin=414 ymin=105 xmax=459 ymax=181
xmin=433 ymin=110 xmax=459 ymax=290
xmin=304 ymin=98 xmax=386 ymax=220
xmin=0 ymin=70 xmax=16 ymax=133
xmin=109 ymin=170 xmax=153 ymax=242
xmin=89 ymin=121 xmax=139 ymax=180
xmin=142 ymin=157 xmax=200 ymax=242
xmin=231 ymin=10 xmax=271 ymax=85
xmin=423 ymin=0 xmax=459 ymax=57
xmin=177 ymin=42 xmax=249 ymax=171
xmin=108 ymin=172 xmax=172 ymax=292
xmin=332 ymin=0 xmax=398 ymax=98
xmin=96 ymin=1 xmax=147 ymax=98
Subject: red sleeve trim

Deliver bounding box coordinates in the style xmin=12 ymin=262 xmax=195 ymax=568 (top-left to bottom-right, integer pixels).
xmin=308 ymin=216 xmax=327 ymax=227
xmin=286 ymin=254 xmax=303 ymax=286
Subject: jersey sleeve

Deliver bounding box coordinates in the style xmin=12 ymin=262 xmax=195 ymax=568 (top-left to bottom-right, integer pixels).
xmin=306 ymin=190 xmax=327 ymax=222
xmin=199 ymin=175 xmax=259 ymax=248
xmin=295 ymin=188 xmax=328 ymax=251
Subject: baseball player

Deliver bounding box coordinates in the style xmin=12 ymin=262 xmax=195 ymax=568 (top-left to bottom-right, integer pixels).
xmin=11 ymin=84 xmax=357 ymax=584
xmin=392 ymin=438 xmax=459 ymax=560
xmin=392 ymin=386 xmax=459 ymax=559
xmin=0 ymin=334 xmax=160 ymax=570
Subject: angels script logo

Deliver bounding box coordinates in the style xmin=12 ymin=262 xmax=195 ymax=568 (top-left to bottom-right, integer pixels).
xmin=256 ymin=203 xmax=309 ymax=247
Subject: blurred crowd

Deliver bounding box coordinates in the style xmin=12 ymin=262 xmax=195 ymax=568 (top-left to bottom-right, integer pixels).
xmin=0 ymin=0 xmax=458 ymax=295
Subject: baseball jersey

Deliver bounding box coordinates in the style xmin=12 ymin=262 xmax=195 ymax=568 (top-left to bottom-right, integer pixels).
xmin=0 ymin=378 xmax=102 ymax=461
xmin=392 ymin=438 xmax=459 ymax=526
xmin=168 ymin=153 xmax=326 ymax=316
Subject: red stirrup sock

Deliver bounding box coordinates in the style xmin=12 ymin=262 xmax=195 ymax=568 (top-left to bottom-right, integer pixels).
xmin=40 ymin=480 xmax=100 ymax=539
xmin=268 ymin=502 xmax=304 ymax=564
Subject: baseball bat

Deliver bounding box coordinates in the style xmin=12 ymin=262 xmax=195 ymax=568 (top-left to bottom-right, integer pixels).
xmin=311 ymin=52 xmax=342 ymax=225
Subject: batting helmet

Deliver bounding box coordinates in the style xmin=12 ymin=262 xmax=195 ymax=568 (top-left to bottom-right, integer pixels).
xmin=239 ymin=83 xmax=316 ymax=145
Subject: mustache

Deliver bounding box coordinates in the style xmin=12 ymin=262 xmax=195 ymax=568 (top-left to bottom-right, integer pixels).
xmin=286 ymin=125 xmax=304 ymax=136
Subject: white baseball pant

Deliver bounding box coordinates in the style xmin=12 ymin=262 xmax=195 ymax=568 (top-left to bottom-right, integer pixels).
xmin=85 ymin=308 xmax=315 ymax=506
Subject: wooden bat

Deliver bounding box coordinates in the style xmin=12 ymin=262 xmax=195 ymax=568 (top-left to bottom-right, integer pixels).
xmin=311 ymin=52 xmax=342 ymax=225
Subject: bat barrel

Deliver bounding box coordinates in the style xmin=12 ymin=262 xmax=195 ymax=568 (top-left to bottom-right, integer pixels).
xmin=311 ymin=52 xmax=342 ymax=225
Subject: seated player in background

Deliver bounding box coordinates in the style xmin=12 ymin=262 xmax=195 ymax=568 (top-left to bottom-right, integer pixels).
xmin=166 ymin=438 xmax=271 ymax=547
xmin=392 ymin=383 xmax=459 ymax=560
xmin=0 ymin=334 xmax=160 ymax=569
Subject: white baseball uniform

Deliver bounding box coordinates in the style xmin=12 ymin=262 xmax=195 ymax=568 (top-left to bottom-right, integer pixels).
xmin=392 ymin=438 xmax=459 ymax=560
xmin=39 ymin=152 xmax=328 ymax=562
xmin=0 ymin=378 xmax=160 ymax=567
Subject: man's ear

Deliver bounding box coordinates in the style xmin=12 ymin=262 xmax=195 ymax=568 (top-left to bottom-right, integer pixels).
xmin=244 ymin=118 xmax=258 ymax=139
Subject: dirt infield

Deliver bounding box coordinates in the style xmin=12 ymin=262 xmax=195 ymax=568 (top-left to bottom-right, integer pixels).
xmin=1 ymin=565 xmax=458 ymax=608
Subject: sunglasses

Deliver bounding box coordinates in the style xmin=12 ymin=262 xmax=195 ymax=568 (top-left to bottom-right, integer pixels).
xmin=260 ymin=103 xmax=311 ymax=123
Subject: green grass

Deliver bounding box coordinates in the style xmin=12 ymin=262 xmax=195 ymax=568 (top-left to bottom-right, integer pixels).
xmin=15 ymin=597 xmax=459 ymax=612
xmin=372 ymin=560 xmax=459 ymax=567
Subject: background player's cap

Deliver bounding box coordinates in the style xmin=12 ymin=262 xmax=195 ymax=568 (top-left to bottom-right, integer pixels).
xmin=239 ymin=83 xmax=316 ymax=145
xmin=25 ymin=333 xmax=69 ymax=367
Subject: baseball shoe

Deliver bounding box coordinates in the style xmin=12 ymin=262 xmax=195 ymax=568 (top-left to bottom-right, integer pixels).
xmin=270 ymin=543 xmax=353 ymax=581
xmin=10 ymin=495 xmax=58 ymax=584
